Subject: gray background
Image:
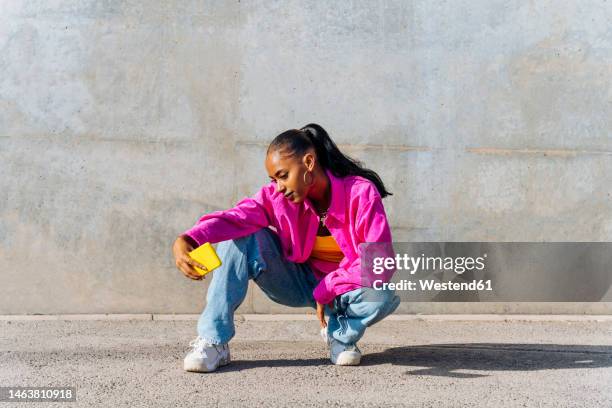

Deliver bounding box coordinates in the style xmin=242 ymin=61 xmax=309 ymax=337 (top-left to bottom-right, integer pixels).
xmin=1 ymin=0 xmax=611 ymax=314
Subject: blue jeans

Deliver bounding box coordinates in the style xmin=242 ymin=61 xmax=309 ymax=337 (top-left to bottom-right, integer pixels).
xmin=197 ymin=227 xmax=400 ymax=346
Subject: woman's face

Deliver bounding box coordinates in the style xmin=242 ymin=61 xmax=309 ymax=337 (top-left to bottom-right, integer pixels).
xmin=265 ymin=148 xmax=314 ymax=204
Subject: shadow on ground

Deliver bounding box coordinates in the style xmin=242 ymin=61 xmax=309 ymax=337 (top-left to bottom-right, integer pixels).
xmin=221 ymin=343 xmax=612 ymax=378
xmin=363 ymin=343 xmax=612 ymax=378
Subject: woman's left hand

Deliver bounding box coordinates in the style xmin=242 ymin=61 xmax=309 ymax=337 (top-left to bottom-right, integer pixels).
xmin=316 ymin=301 xmax=334 ymax=328
xmin=316 ymin=302 xmax=326 ymax=328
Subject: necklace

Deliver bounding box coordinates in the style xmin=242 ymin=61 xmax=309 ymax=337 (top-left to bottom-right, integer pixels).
xmin=312 ymin=196 xmax=330 ymax=224
xmin=316 ymin=208 xmax=328 ymax=224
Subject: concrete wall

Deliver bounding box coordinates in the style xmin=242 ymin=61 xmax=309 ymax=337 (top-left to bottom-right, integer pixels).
xmin=1 ymin=0 xmax=611 ymax=314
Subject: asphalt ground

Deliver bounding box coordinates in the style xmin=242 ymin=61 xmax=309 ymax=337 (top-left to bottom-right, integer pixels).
xmin=1 ymin=316 xmax=611 ymax=407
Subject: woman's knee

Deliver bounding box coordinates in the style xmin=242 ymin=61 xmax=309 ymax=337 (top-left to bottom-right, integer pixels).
xmin=371 ymin=288 xmax=400 ymax=313
xmin=344 ymin=287 xmax=399 ymax=318
xmin=217 ymin=228 xmax=276 ymax=257
xmin=358 ymin=286 xmax=396 ymax=304
xmin=234 ymin=228 xmax=277 ymax=249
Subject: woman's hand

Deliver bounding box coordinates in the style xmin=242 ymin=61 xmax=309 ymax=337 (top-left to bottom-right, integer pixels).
xmin=316 ymin=301 xmax=335 ymax=328
xmin=316 ymin=302 xmax=327 ymax=328
xmin=172 ymin=235 xmax=208 ymax=281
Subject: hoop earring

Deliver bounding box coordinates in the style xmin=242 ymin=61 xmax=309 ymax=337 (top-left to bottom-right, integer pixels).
xmin=303 ymin=170 xmax=314 ymax=186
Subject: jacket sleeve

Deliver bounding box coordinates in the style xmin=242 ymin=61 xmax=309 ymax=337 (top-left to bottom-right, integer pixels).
xmin=312 ymin=192 xmax=395 ymax=304
xmin=181 ymin=183 xmax=275 ymax=246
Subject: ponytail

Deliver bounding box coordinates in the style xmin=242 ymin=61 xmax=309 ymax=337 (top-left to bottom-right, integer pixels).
xmin=267 ymin=123 xmax=392 ymax=198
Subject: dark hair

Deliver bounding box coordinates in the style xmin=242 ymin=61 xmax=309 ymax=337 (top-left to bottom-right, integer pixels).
xmin=267 ymin=123 xmax=392 ymax=198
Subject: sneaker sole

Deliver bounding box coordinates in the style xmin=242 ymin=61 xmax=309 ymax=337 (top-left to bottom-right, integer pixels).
xmin=333 ymin=351 xmax=361 ymax=366
xmin=183 ymin=356 xmax=231 ymax=373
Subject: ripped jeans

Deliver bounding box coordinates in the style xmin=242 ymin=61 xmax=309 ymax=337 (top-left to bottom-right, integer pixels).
xmin=197 ymin=227 xmax=400 ymax=346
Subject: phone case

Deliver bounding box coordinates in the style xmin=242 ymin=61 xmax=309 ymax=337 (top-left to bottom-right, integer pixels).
xmin=188 ymin=242 xmax=222 ymax=276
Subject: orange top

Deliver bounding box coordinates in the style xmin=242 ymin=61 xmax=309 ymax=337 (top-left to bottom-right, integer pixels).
xmin=310 ymin=235 xmax=344 ymax=263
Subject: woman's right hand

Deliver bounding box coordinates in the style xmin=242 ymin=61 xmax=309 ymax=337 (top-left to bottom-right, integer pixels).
xmin=172 ymin=235 xmax=208 ymax=281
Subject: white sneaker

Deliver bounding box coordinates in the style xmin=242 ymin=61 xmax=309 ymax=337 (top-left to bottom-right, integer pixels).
xmin=328 ymin=337 xmax=361 ymax=366
xmin=183 ymin=337 xmax=230 ymax=373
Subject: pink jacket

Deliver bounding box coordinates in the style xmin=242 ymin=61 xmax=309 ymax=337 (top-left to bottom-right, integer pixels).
xmin=182 ymin=168 xmax=394 ymax=304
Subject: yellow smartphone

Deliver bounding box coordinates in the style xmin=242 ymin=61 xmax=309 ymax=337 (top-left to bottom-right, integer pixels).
xmin=188 ymin=242 xmax=222 ymax=276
